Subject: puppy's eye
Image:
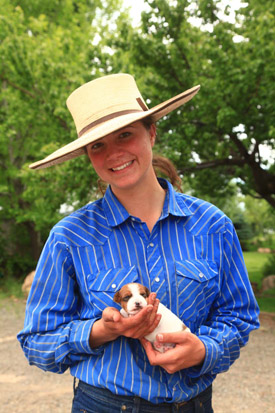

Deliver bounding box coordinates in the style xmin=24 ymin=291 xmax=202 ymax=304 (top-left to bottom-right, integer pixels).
xmin=141 ymin=293 xmax=147 ymax=298
xmin=122 ymin=295 xmax=131 ymax=302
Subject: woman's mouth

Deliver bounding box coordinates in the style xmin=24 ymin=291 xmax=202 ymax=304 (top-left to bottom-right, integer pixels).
xmin=111 ymin=161 xmax=133 ymax=172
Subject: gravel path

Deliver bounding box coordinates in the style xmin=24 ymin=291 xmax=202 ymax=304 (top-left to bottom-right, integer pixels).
xmin=1 ymin=298 xmax=274 ymax=412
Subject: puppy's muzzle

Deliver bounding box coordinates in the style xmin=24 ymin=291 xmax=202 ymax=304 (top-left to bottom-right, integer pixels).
xmin=134 ymin=302 xmax=143 ymax=309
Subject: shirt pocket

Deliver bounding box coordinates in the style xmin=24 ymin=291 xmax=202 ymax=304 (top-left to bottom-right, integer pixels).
xmin=86 ymin=265 xmax=139 ymax=313
xmin=175 ymin=259 xmax=219 ymax=324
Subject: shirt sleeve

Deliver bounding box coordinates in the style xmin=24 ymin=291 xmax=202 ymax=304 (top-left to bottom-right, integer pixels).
xmin=187 ymin=220 xmax=260 ymax=378
xmin=17 ymin=231 xmax=104 ymax=373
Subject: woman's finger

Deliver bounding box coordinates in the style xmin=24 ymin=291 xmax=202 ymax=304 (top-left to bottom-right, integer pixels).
xmin=148 ymin=298 xmax=160 ymax=324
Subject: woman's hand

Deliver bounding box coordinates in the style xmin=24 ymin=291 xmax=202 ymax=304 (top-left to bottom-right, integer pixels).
xmin=140 ymin=331 xmax=206 ymax=374
xmin=89 ymin=293 xmax=161 ymax=348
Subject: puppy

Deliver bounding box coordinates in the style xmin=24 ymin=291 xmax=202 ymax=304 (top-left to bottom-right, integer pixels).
xmin=114 ymin=282 xmax=190 ymax=353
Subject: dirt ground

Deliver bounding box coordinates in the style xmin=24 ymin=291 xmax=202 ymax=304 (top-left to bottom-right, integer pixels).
xmin=1 ymin=298 xmax=274 ymax=413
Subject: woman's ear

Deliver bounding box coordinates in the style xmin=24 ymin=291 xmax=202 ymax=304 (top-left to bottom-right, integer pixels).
xmin=149 ymin=124 xmax=157 ymax=147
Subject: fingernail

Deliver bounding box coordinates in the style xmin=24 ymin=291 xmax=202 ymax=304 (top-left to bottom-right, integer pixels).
xmin=157 ymin=334 xmax=163 ymax=341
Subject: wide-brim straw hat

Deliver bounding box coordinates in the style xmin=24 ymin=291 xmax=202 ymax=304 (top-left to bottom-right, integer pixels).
xmin=29 ymin=74 xmax=200 ymax=170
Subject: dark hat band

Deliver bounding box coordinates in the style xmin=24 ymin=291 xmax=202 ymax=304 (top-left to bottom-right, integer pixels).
xmin=78 ymin=97 xmax=149 ymax=137
xmin=78 ymin=109 xmax=143 ymax=137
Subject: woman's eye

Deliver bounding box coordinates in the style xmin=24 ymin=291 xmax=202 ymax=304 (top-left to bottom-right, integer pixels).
xmin=119 ymin=132 xmax=131 ymax=139
xmin=90 ymin=141 xmax=103 ymax=151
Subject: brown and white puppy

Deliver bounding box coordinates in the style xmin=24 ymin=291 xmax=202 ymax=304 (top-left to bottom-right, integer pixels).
xmin=114 ymin=282 xmax=190 ymax=353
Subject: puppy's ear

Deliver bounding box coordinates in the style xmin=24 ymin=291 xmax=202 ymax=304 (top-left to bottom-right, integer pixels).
xmin=144 ymin=286 xmax=150 ymax=297
xmin=114 ymin=291 xmax=121 ymax=304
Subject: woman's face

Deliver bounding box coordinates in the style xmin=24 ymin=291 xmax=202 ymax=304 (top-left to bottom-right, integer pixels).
xmin=86 ymin=121 xmax=156 ymax=194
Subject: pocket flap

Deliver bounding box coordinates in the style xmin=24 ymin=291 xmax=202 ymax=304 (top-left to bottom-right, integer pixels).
xmin=88 ymin=265 xmax=139 ymax=292
xmin=175 ymin=259 xmax=218 ymax=282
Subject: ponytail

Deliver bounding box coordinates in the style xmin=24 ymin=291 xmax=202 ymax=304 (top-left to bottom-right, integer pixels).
xmin=152 ymin=155 xmax=182 ymax=192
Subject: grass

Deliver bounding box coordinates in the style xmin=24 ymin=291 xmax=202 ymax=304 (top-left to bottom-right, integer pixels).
xmin=243 ymin=252 xmax=270 ymax=288
xmin=243 ymin=252 xmax=275 ymax=313
xmin=256 ymin=296 xmax=275 ymax=313
xmin=0 ymin=275 xmax=24 ymax=300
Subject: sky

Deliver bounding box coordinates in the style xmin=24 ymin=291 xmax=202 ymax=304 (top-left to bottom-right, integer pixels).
xmin=122 ymin=0 xmax=148 ymax=25
xmin=123 ymin=0 xmax=246 ymax=26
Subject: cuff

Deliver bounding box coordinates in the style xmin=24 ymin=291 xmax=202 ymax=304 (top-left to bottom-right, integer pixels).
xmin=186 ymin=335 xmax=220 ymax=378
xmin=55 ymin=318 xmax=105 ymax=364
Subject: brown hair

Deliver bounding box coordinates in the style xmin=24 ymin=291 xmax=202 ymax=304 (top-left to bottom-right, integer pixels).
xmin=142 ymin=116 xmax=182 ymax=192
xmin=152 ymin=155 xmax=182 ymax=192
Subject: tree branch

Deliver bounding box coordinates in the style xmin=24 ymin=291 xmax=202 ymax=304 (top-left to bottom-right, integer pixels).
xmin=1 ymin=74 xmax=70 ymax=132
xmin=179 ymin=157 xmax=245 ymax=172
xmin=228 ymin=132 xmax=250 ymax=160
xmin=1 ymin=75 xmax=37 ymax=99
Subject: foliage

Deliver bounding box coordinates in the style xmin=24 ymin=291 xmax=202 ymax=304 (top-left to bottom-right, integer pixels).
xmin=1 ymin=0 xmax=274 ymax=279
xmin=0 ymin=274 xmax=24 ymax=299
xmin=123 ymin=0 xmax=275 ymax=206
xmin=0 ymin=0 xmax=126 ymax=277
xmin=243 ymin=196 xmax=275 ymax=249
xmin=255 ymin=296 xmax=275 ymax=314
xmin=243 ymin=251 xmax=275 ymax=313
xmin=220 ymin=189 xmax=275 ymax=250
xmin=243 ymin=252 xmax=270 ymax=288
xmin=262 ymin=254 xmax=275 ymax=277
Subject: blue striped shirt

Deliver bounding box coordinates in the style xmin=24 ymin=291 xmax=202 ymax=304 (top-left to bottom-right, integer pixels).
xmin=18 ymin=178 xmax=259 ymax=403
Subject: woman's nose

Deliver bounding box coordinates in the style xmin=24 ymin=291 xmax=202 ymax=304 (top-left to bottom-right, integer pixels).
xmin=105 ymin=141 xmax=124 ymax=160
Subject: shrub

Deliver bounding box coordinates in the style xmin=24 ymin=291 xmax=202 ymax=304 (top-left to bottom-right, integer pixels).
xmin=262 ymin=254 xmax=275 ymax=277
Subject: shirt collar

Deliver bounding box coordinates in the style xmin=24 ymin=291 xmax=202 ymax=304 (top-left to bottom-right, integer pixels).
xmin=159 ymin=178 xmax=193 ymax=219
xmin=102 ymin=178 xmax=193 ymax=228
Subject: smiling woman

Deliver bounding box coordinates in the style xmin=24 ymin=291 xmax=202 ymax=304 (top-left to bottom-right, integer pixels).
xmin=18 ymin=73 xmax=259 ymax=413
xmin=86 ymin=121 xmax=157 ymax=202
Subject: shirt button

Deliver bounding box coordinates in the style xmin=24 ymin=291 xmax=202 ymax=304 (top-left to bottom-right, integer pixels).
xmin=199 ymin=272 xmax=204 ymax=278
xmin=121 ymin=405 xmax=127 ymax=411
xmin=155 ymin=277 xmax=160 ymax=282
xmin=148 ymin=243 xmax=154 ymax=247
xmin=111 ymin=283 xmax=116 ymax=289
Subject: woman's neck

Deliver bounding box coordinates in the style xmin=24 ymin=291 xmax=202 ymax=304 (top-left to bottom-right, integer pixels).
xmin=111 ymin=177 xmax=166 ymax=232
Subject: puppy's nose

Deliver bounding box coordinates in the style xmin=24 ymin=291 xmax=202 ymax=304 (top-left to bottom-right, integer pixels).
xmin=135 ymin=302 xmax=141 ymax=307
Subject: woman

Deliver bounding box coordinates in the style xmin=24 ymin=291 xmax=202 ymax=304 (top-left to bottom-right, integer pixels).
xmin=18 ymin=74 xmax=259 ymax=412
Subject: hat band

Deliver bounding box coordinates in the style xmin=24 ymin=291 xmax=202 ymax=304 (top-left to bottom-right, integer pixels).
xmin=78 ymin=109 xmax=144 ymax=138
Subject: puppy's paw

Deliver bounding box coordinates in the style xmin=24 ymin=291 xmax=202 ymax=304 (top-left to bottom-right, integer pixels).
xmin=120 ymin=309 xmax=129 ymax=318
xmin=152 ymin=341 xmax=176 ymax=353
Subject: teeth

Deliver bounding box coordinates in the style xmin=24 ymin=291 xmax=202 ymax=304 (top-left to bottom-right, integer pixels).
xmin=112 ymin=161 xmax=132 ymax=171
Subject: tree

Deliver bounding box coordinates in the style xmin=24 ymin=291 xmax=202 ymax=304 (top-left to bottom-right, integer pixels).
xmin=123 ymin=0 xmax=275 ymax=206
xmin=1 ymin=0 xmax=274 ymax=279
xmin=0 ymin=0 xmax=128 ymax=277
xmin=243 ymin=196 xmax=275 ymax=248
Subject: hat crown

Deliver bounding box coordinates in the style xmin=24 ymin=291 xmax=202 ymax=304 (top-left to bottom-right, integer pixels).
xmin=66 ymin=74 xmax=147 ymax=135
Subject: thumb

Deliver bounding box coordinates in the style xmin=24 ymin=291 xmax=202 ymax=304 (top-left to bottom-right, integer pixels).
xmin=157 ymin=330 xmax=189 ymax=344
xmin=103 ymin=307 xmax=121 ymax=322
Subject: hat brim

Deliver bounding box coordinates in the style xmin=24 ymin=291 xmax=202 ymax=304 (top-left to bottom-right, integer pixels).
xmin=29 ymin=84 xmax=200 ymax=170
